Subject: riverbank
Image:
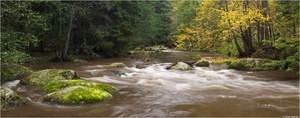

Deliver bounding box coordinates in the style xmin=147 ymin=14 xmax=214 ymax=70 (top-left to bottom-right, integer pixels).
xmin=1 ymin=53 xmax=299 ymax=116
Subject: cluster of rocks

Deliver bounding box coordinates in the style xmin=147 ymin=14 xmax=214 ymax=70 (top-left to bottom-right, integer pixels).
xmin=129 ymin=45 xmax=168 ymax=54
xmin=1 ymin=63 xmax=119 ymax=110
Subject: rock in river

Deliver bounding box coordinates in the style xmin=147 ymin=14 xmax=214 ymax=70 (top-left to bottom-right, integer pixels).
xmin=109 ymin=62 xmax=126 ymax=68
xmin=228 ymin=58 xmax=273 ymax=71
xmin=43 ymin=86 xmax=112 ymax=105
xmin=20 ymin=69 xmax=80 ymax=85
xmin=171 ymin=62 xmax=193 ymax=70
xmin=43 ymin=79 xmax=119 ymax=92
xmin=1 ymin=86 xmax=26 ymax=109
xmin=194 ymin=59 xmax=209 ymax=67
xmin=1 ymin=63 xmax=32 ymax=82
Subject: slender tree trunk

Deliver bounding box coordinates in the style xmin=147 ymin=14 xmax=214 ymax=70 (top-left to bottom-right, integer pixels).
xmin=62 ymin=11 xmax=74 ymax=60
xmin=257 ymin=21 xmax=261 ymax=48
xmin=224 ymin=0 xmax=245 ymax=57
xmin=256 ymin=0 xmax=262 ymax=49
xmin=233 ymin=35 xmax=244 ymax=57
xmin=261 ymin=1 xmax=269 ymax=47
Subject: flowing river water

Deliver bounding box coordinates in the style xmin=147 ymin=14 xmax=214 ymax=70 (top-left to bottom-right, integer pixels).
xmin=1 ymin=50 xmax=299 ymax=117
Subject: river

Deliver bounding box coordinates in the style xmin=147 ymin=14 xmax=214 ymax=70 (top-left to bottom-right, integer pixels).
xmin=1 ymin=50 xmax=299 ymax=117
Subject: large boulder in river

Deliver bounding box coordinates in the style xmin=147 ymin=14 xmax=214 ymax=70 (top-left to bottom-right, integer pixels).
xmin=228 ymin=58 xmax=273 ymax=70
xmin=171 ymin=62 xmax=192 ymax=70
xmin=109 ymin=62 xmax=126 ymax=68
xmin=1 ymin=63 xmax=32 ymax=82
xmin=20 ymin=69 xmax=80 ymax=85
xmin=1 ymin=86 xmax=26 ymax=109
xmin=43 ymin=79 xmax=119 ymax=92
xmin=194 ymin=59 xmax=209 ymax=67
xmin=43 ymin=86 xmax=112 ymax=105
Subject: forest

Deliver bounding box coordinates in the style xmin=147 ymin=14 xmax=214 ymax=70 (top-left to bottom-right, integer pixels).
xmin=1 ymin=0 xmax=299 ymax=117
xmin=1 ymin=0 xmax=299 ymax=70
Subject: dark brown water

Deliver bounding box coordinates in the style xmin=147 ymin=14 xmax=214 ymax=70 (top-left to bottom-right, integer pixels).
xmin=1 ymin=50 xmax=299 ymax=117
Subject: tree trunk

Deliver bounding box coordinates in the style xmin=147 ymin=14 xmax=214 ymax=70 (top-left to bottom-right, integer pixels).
xmin=257 ymin=21 xmax=261 ymax=48
xmin=233 ymin=35 xmax=244 ymax=57
xmin=224 ymin=0 xmax=245 ymax=57
xmin=261 ymin=1 xmax=269 ymax=47
xmin=61 ymin=11 xmax=74 ymax=60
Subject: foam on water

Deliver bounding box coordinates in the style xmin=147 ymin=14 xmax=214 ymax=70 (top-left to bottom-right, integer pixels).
xmin=84 ymin=63 xmax=298 ymax=94
xmin=3 ymin=80 xmax=20 ymax=88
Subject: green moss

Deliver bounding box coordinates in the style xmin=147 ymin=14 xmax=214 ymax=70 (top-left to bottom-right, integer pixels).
xmin=1 ymin=64 xmax=32 ymax=82
xmin=95 ymin=83 xmax=119 ymax=92
xmin=43 ymin=79 xmax=119 ymax=92
xmin=20 ymin=69 xmax=80 ymax=85
xmin=43 ymin=79 xmax=86 ymax=92
xmin=286 ymin=55 xmax=299 ymax=71
xmin=261 ymin=62 xmax=277 ymax=70
xmin=43 ymin=86 xmax=112 ymax=105
xmin=229 ymin=61 xmax=247 ymax=70
xmin=109 ymin=62 xmax=125 ymax=68
xmin=229 ymin=58 xmax=289 ymax=71
xmin=224 ymin=60 xmax=232 ymax=65
xmin=228 ymin=58 xmax=274 ymax=70
xmin=259 ymin=60 xmax=287 ymax=71
xmin=1 ymin=86 xmax=26 ymax=109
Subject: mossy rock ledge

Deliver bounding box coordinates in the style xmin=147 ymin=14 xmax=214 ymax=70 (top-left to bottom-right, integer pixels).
xmin=1 ymin=86 xmax=26 ymax=109
xmin=109 ymin=62 xmax=126 ymax=68
xmin=171 ymin=62 xmax=193 ymax=70
xmin=43 ymin=86 xmax=113 ymax=105
xmin=43 ymin=79 xmax=119 ymax=92
xmin=20 ymin=69 xmax=80 ymax=85
xmin=228 ymin=58 xmax=278 ymax=71
xmin=1 ymin=63 xmax=32 ymax=82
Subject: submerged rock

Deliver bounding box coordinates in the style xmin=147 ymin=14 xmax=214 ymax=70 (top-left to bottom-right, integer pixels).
xmin=0 ymin=86 xmax=26 ymax=109
xmin=109 ymin=62 xmax=126 ymax=68
xmin=20 ymin=69 xmax=80 ymax=85
xmin=73 ymin=59 xmax=87 ymax=63
xmin=228 ymin=58 xmax=273 ymax=71
xmin=194 ymin=60 xmax=209 ymax=67
xmin=43 ymin=86 xmax=112 ymax=105
xmin=43 ymin=79 xmax=119 ymax=92
xmin=1 ymin=63 xmax=32 ymax=82
xmin=171 ymin=62 xmax=192 ymax=70
xmin=135 ymin=62 xmax=151 ymax=69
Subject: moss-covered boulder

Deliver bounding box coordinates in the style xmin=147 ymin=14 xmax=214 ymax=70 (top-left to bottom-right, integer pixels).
xmin=1 ymin=86 xmax=26 ymax=109
xmin=43 ymin=79 xmax=119 ymax=92
xmin=20 ymin=69 xmax=80 ymax=85
xmin=228 ymin=58 xmax=273 ymax=70
xmin=43 ymin=86 xmax=112 ymax=105
xmin=194 ymin=60 xmax=209 ymax=67
xmin=171 ymin=62 xmax=192 ymax=70
xmin=109 ymin=62 xmax=125 ymax=68
xmin=1 ymin=63 xmax=32 ymax=82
